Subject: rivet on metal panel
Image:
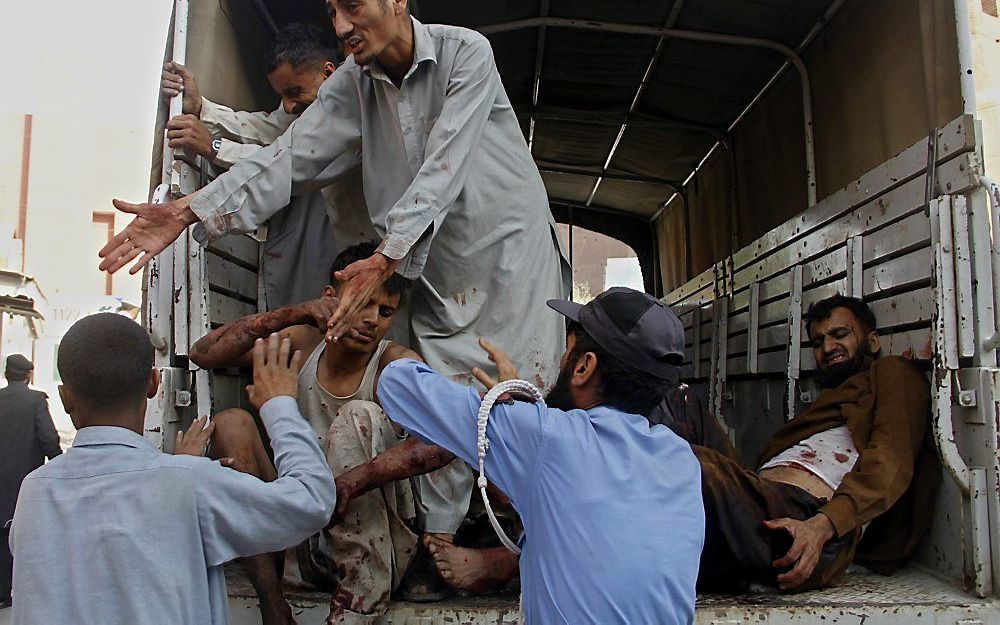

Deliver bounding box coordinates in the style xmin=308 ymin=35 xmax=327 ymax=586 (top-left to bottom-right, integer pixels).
xmin=800 ymin=390 xmax=816 ymax=404
xmin=958 ymin=389 xmax=978 ymax=407
xmin=175 ymin=390 xmax=192 ymax=407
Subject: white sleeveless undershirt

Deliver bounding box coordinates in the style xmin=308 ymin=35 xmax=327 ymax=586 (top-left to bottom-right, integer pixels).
xmin=760 ymin=425 xmax=860 ymax=491
xmin=296 ymin=339 xmax=391 ymax=439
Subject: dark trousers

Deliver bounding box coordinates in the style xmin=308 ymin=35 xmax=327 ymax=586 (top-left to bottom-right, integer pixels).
xmin=663 ymin=389 xmax=859 ymax=592
xmin=1 ymin=526 xmax=11 ymax=601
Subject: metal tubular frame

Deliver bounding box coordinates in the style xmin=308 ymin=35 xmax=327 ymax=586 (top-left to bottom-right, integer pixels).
xmin=537 ymin=164 xmax=682 ymax=190
xmin=527 ymin=0 xmax=550 ymax=153
xmin=478 ymin=11 xmax=816 ymax=207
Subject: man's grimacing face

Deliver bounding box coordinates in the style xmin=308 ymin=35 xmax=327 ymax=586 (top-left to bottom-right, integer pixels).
xmin=809 ymin=306 xmax=879 ymax=388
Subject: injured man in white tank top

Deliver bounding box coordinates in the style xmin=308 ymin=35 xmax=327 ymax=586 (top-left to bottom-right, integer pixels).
xmin=759 ymin=426 xmax=860 ymax=491
xmin=187 ymin=241 xmax=460 ymax=625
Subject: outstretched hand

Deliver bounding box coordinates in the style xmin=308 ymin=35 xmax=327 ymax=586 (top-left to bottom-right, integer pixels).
xmin=472 ymin=337 xmax=520 ymax=390
xmin=245 ymin=333 xmax=304 ymax=410
xmin=326 ymin=252 xmax=400 ymax=342
xmin=98 ymin=197 xmax=197 ymax=275
xmin=763 ymin=513 xmax=836 ymax=589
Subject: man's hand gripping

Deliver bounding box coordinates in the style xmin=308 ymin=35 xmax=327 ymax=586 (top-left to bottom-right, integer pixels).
xmin=326 ymin=251 xmax=400 ymax=342
xmin=763 ymin=513 xmax=836 ymax=590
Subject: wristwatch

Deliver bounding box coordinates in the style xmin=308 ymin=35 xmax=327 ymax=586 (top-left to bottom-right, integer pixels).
xmin=211 ymin=138 xmax=222 ymax=158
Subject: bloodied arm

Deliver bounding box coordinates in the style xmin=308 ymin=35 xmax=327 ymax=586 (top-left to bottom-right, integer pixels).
xmin=189 ymin=296 xmax=338 ymax=369
xmin=332 ymin=343 xmax=456 ymax=521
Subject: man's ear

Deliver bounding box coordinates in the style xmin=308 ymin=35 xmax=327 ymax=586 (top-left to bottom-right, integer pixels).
xmin=146 ymin=369 xmax=160 ymax=399
xmin=867 ymin=331 xmax=882 ymax=355
xmin=59 ymin=385 xmax=84 ymax=431
xmin=394 ymin=0 xmax=408 ymax=16
xmin=323 ymin=61 xmax=336 ymax=77
xmin=322 ymin=284 xmax=337 ymax=299
xmin=58 ymin=385 xmax=73 ymax=415
xmin=571 ymin=352 xmax=599 ymax=387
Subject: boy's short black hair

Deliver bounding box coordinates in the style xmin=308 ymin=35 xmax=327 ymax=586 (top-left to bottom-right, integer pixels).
xmin=566 ymin=320 xmax=670 ymax=416
xmin=330 ymin=240 xmax=411 ymax=296
xmin=57 ymin=313 xmax=154 ymax=410
xmin=264 ymin=23 xmax=342 ymax=74
xmin=804 ymin=294 xmax=878 ymax=336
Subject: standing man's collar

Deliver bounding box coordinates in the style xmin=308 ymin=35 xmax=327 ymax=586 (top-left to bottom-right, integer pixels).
xmin=363 ymin=16 xmax=437 ymax=83
xmin=72 ymin=426 xmax=156 ymax=451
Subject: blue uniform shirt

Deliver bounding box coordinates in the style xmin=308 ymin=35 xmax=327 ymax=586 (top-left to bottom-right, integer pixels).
xmin=379 ymin=359 xmax=704 ymax=624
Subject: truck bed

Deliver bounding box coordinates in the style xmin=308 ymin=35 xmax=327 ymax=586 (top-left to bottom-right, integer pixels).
xmin=225 ymin=565 xmax=1000 ymax=624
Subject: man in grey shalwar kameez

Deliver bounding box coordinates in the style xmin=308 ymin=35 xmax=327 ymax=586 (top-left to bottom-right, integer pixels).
xmin=101 ymin=0 xmax=570 ymax=550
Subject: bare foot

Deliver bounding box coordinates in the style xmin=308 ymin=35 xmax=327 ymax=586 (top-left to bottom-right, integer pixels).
xmin=423 ymin=535 xmax=519 ymax=594
xmin=259 ymin=598 xmax=296 ymax=625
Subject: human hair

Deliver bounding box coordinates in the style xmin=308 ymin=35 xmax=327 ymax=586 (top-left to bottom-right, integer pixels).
xmin=5 ymin=369 xmax=27 ymax=382
xmin=566 ymin=321 xmax=668 ymax=416
xmin=57 ymin=313 xmax=154 ymax=410
xmin=804 ymin=294 xmax=878 ymax=336
xmin=329 ymin=240 xmax=411 ymax=296
xmin=264 ymin=23 xmax=343 ymax=74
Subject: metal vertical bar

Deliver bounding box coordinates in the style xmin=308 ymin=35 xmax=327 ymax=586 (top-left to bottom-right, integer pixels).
xmin=711 ymin=296 xmax=729 ymax=422
xmin=748 ymin=282 xmax=760 ymax=373
xmin=953 ymin=0 xmax=977 ymax=115
xmin=952 ymin=195 xmax=976 ymax=358
xmin=969 ymin=468 xmax=992 ymax=597
xmin=786 ymin=265 xmax=803 ymax=420
xmin=692 ymin=307 xmax=702 ymax=378
xmin=846 ymin=235 xmax=863 ymax=298
xmin=932 ymin=196 xmax=960 ymax=368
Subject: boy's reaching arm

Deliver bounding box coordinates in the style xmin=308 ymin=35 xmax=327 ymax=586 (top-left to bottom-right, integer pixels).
xmin=195 ymin=335 xmax=337 ymax=565
xmin=189 ymin=296 xmax=337 ymax=369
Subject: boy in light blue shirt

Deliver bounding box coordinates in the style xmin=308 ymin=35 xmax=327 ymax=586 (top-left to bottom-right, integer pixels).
xmin=10 ymin=315 xmax=335 ymax=625
xmin=378 ymin=288 xmax=705 ymax=625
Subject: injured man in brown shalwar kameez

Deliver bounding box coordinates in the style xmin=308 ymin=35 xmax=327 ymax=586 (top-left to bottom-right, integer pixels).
xmin=658 ymin=294 xmax=939 ymax=592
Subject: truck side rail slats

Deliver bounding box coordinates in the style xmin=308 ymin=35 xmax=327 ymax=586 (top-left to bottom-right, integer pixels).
xmin=666 ymin=114 xmax=978 ymax=386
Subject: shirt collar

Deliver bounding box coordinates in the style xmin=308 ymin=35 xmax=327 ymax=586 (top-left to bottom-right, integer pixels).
xmin=72 ymin=426 xmax=156 ymax=451
xmin=364 ymin=16 xmax=437 ymax=82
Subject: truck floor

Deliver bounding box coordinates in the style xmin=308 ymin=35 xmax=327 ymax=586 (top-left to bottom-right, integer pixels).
xmin=225 ymin=564 xmax=1000 ymax=624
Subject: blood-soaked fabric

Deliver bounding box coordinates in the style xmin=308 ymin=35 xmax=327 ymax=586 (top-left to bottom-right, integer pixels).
xmin=693 ymin=446 xmax=859 ymax=592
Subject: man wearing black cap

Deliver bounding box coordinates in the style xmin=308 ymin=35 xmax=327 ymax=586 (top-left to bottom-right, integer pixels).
xmin=0 ymin=354 xmax=61 ymax=608
xmin=376 ymin=287 xmax=705 ymax=625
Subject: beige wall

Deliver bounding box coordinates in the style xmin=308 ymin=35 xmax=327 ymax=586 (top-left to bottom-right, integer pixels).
xmin=657 ymin=0 xmax=966 ymax=293
xmin=0 ymin=112 xmax=148 ymax=442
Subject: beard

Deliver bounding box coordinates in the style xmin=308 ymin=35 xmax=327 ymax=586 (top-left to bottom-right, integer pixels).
xmin=544 ymin=365 xmax=575 ymax=411
xmin=815 ymin=340 xmax=873 ymax=389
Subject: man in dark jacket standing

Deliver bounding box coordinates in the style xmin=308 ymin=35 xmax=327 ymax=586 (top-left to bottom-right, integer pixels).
xmin=0 ymin=354 xmax=61 ymax=608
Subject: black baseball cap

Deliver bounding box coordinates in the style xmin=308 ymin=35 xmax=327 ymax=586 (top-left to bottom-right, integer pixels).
xmin=547 ymin=287 xmax=684 ymax=380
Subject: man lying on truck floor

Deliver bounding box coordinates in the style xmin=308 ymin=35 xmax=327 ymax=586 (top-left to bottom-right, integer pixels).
xmin=422 ymin=294 xmax=939 ymax=597
xmin=376 ymin=287 xmax=705 ymax=625
xmin=9 ymin=315 xmax=335 ymax=625
xmin=189 ymin=240 xmax=457 ymax=625
xmin=160 ymin=23 xmax=373 ymax=310
xmin=679 ymin=294 xmax=939 ymax=591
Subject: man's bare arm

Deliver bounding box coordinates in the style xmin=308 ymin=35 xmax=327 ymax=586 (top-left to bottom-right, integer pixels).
xmin=333 ymin=438 xmax=456 ymax=522
xmin=189 ymin=297 xmax=337 ymax=369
